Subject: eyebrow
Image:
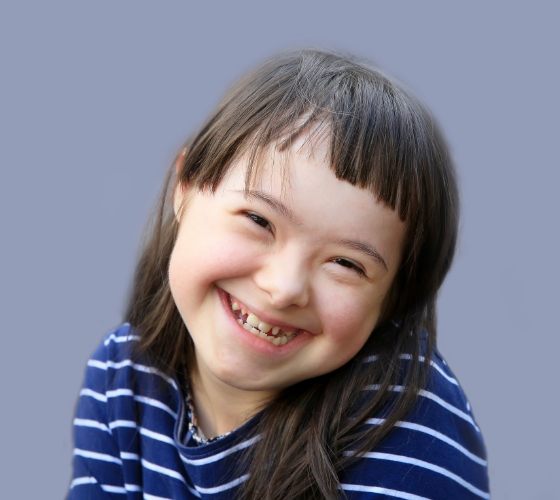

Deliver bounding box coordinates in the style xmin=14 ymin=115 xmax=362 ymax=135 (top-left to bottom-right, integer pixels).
xmin=237 ymin=189 xmax=302 ymax=225
xmin=335 ymin=239 xmax=388 ymax=271
xmin=235 ymin=189 xmax=389 ymax=271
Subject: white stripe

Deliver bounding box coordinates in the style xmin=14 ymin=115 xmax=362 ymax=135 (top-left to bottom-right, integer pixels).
xmin=134 ymin=395 xmax=177 ymax=418
xmin=71 ymin=478 xmax=135 ymax=497
xmin=79 ymin=389 xmax=177 ymax=418
xmin=100 ymin=484 xmax=126 ymax=494
xmin=88 ymin=358 xmax=178 ymax=390
xmin=108 ymin=420 xmax=175 ymax=447
xmin=346 ymin=451 xmax=490 ymax=499
xmin=417 ymin=388 xmax=479 ymax=430
xmin=141 ymin=458 xmax=186 ymax=484
xmin=366 ymin=418 xmax=487 ymax=466
xmin=70 ymin=476 xmax=97 ymax=488
xmin=107 ymin=388 xmax=134 ymax=398
xmin=120 ymin=452 xmax=140 ymax=460
xmin=80 ymin=388 xmax=107 ymax=402
xmin=340 ymin=483 xmax=429 ymax=500
xmin=125 ymin=484 xmax=142 ymax=492
xmin=130 ymin=363 xmax=178 ymax=390
xmin=140 ymin=426 xmax=176 ymax=445
xmin=195 ymin=474 xmax=249 ymax=494
xmin=365 ymin=384 xmax=478 ymax=430
xmin=88 ymin=359 xmax=108 ymax=370
xmin=73 ymin=418 xmax=110 ymax=433
xmin=74 ymin=448 xmax=122 ymax=465
xmin=109 ymin=419 xmax=138 ymax=430
xmin=115 ymin=423 xmax=177 ymax=449
xmin=186 ymin=483 xmax=202 ymax=498
xmin=399 ymin=354 xmax=458 ymax=386
xmin=181 ymin=435 xmax=261 ymax=465
xmin=364 ymin=354 xmax=458 ymax=386
xmin=104 ymin=332 xmax=140 ymax=346
xmin=430 ymin=362 xmax=458 ymax=385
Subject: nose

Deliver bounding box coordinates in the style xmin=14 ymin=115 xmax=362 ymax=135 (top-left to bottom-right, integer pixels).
xmin=253 ymin=248 xmax=310 ymax=309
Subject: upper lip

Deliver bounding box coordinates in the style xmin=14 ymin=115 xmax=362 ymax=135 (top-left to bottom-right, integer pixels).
xmin=225 ymin=290 xmax=317 ymax=334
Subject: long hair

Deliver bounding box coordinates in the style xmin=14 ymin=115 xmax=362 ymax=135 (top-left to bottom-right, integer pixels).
xmin=126 ymin=49 xmax=459 ymax=499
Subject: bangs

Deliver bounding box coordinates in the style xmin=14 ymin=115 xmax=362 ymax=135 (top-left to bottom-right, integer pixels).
xmin=181 ymin=50 xmax=448 ymax=228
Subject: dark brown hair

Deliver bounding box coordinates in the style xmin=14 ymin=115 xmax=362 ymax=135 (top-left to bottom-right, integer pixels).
xmin=126 ymin=49 xmax=459 ymax=499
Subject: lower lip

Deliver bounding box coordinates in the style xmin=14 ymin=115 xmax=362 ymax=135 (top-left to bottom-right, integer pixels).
xmin=217 ymin=288 xmax=311 ymax=356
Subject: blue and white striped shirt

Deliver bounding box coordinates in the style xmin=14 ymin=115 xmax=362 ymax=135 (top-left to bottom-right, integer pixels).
xmin=69 ymin=324 xmax=489 ymax=499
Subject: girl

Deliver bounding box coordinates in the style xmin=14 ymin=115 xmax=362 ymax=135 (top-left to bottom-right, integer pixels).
xmin=69 ymin=49 xmax=489 ymax=499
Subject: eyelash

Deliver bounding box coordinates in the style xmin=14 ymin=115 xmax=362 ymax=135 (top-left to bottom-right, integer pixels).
xmin=245 ymin=211 xmax=272 ymax=231
xmin=331 ymin=257 xmax=366 ymax=276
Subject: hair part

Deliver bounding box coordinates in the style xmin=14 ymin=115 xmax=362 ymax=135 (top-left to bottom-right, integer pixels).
xmin=126 ymin=48 xmax=459 ymax=499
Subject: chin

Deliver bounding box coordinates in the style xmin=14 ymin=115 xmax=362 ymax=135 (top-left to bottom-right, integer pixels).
xmin=211 ymin=361 xmax=291 ymax=394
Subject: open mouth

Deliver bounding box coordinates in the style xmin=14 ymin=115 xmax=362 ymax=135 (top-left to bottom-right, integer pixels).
xmin=226 ymin=294 xmax=299 ymax=346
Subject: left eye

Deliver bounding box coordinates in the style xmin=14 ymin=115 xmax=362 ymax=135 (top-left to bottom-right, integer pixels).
xmin=332 ymin=257 xmax=366 ymax=276
xmin=245 ymin=212 xmax=271 ymax=230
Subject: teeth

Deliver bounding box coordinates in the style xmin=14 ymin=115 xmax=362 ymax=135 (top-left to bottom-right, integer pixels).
xmin=258 ymin=321 xmax=272 ymax=333
xmin=244 ymin=323 xmax=289 ymax=345
xmin=230 ymin=297 xmax=297 ymax=345
xmin=246 ymin=313 xmax=260 ymax=327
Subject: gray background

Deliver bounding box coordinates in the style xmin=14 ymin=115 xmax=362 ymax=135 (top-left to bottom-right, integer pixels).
xmin=1 ymin=1 xmax=558 ymax=499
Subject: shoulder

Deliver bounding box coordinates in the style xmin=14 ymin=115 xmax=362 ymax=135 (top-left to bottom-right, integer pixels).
xmin=341 ymin=351 xmax=490 ymax=499
xmin=89 ymin=322 xmax=141 ymax=366
xmin=80 ymin=322 xmax=181 ymax=411
xmin=70 ymin=323 xmax=184 ymax=496
xmin=74 ymin=323 xmax=183 ymax=449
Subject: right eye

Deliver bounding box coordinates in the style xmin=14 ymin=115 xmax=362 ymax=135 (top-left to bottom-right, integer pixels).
xmin=245 ymin=212 xmax=272 ymax=231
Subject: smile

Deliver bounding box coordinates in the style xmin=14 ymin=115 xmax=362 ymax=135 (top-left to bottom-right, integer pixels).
xmin=227 ymin=296 xmax=299 ymax=346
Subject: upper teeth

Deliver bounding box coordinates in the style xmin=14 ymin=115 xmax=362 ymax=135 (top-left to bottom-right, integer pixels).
xmin=231 ymin=300 xmax=296 ymax=343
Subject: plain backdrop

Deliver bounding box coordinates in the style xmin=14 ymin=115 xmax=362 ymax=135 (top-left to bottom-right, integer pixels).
xmin=1 ymin=1 xmax=558 ymax=499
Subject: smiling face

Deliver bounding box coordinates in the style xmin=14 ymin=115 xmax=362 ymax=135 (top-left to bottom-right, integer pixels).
xmin=168 ymin=137 xmax=406 ymax=404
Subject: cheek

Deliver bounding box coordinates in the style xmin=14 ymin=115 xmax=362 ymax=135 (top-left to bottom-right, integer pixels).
xmin=168 ymin=243 xmax=196 ymax=311
xmin=168 ymin=228 xmax=262 ymax=299
xmin=321 ymin=292 xmax=381 ymax=349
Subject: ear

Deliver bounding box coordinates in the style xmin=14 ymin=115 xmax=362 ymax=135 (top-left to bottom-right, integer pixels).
xmin=175 ymin=146 xmax=187 ymax=175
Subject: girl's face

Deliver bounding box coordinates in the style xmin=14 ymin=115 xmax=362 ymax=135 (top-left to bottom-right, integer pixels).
xmin=169 ymin=137 xmax=406 ymax=402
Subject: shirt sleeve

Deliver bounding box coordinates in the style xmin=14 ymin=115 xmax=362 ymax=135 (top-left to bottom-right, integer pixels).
xmin=340 ymin=351 xmax=490 ymax=499
xmin=68 ymin=331 xmax=127 ymax=498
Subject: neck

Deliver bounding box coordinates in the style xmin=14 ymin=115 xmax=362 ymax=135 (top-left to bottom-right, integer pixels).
xmin=188 ymin=356 xmax=276 ymax=439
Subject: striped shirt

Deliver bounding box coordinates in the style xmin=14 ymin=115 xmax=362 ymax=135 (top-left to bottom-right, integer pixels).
xmin=69 ymin=324 xmax=489 ymax=499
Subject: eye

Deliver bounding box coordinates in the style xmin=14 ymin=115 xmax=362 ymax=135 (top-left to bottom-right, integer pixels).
xmin=332 ymin=257 xmax=366 ymax=277
xmin=245 ymin=211 xmax=272 ymax=231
